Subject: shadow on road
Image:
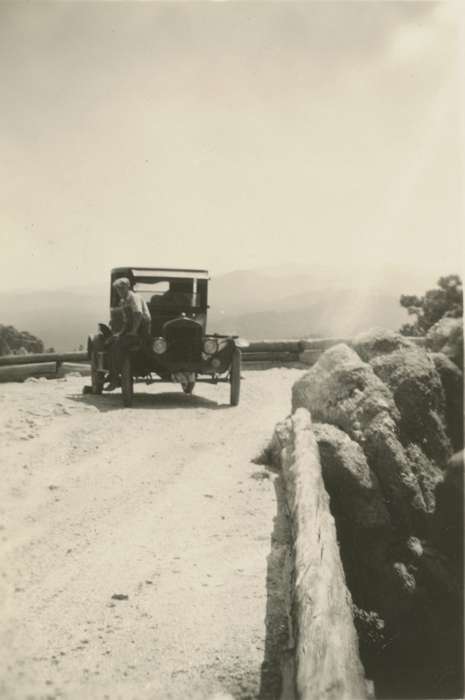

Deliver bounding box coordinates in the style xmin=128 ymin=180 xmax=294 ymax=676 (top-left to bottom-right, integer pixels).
xmin=68 ymin=389 xmax=231 ymax=412
xmin=258 ymin=468 xmax=294 ymax=700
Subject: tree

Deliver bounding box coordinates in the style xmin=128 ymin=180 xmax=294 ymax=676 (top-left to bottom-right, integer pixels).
xmin=400 ymin=275 xmax=463 ymax=336
xmin=0 ymin=324 xmax=44 ymax=355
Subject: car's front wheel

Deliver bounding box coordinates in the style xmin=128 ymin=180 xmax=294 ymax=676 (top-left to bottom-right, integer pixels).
xmin=230 ymin=347 xmax=241 ymax=406
xmin=121 ymin=354 xmax=134 ymax=407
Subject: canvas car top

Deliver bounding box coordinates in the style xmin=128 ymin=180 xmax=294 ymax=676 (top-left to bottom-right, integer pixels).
xmin=111 ymin=267 xmax=210 ymax=283
xmin=110 ymin=267 xmax=210 ymax=313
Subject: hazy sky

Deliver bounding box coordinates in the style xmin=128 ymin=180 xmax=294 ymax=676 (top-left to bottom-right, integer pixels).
xmin=1 ymin=1 xmax=463 ymax=291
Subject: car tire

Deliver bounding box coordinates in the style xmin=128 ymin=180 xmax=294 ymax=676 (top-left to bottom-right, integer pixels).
xmin=230 ymin=347 xmax=241 ymax=406
xmin=90 ymin=349 xmax=104 ymax=395
xmin=121 ymin=354 xmax=134 ymax=407
xmin=182 ymin=381 xmax=195 ymax=395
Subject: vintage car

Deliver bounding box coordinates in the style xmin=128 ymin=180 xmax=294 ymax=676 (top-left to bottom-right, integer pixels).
xmin=87 ymin=267 xmax=245 ymax=407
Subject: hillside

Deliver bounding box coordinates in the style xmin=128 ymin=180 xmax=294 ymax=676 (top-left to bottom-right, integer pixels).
xmin=0 ymin=265 xmax=433 ymax=351
xmin=0 ymin=288 xmax=107 ymax=352
xmin=209 ymin=289 xmax=406 ymax=339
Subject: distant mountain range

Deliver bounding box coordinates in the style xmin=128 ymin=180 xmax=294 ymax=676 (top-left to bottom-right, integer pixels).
xmin=0 ymin=264 xmax=441 ymax=351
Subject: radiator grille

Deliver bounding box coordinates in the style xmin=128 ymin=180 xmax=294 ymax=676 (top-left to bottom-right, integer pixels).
xmin=165 ymin=321 xmax=203 ymax=363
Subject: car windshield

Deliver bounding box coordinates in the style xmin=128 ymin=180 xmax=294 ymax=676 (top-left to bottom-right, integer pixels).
xmin=133 ymin=279 xmax=200 ymax=308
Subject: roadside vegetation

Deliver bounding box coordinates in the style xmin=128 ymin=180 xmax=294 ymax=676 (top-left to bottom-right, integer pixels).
xmin=400 ymin=274 xmax=463 ymax=336
xmin=0 ymin=324 xmax=45 ymax=356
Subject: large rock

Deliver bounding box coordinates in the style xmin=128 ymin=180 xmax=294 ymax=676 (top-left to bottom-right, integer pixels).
xmin=363 ymin=415 xmax=436 ymax=535
xmin=313 ymin=423 xmax=392 ymax=613
xmin=287 ymin=330 xmax=463 ymax=698
xmin=312 ymin=422 xmax=443 ymax=624
xmin=433 ymin=450 xmax=464 ymax=582
xmin=292 ymin=340 xmax=446 ymax=534
xmin=431 ymin=353 xmax=464 ymax=451
xmin=313 ymin=423 xmax=390 ymax=529
xmin=404 ymin=443 xmax=444 ymax=515
xmin=292 ymin=344 xmax=398 ymax=441
xmin=353 ymin=327 xmax=416 ymax=362
xmin=367 ymin=345 xmax=450 ymax=465
xmin=425 ymin=316 xmax=463 ymax=368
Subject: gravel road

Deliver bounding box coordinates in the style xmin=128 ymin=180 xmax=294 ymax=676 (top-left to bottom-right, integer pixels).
xmin=0 ymin=370 xmax=302 ymax=700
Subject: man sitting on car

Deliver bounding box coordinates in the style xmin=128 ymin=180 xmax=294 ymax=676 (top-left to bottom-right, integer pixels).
xmin=161 ymin=280 xmax=193 ymax=307
xmin=105 ymin=277 xmax=151 ymax=390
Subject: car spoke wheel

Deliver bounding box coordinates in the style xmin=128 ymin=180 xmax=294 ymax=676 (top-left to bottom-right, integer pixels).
xmin=91 ymin=350 xmax=104 ymax=395
xmin=230 ymin=347 xmax=241 ymax=406
xmin=121 ymin=354 xmax=134 ymax=407
xmin=182 ymin=381 xmax=195 ymax=395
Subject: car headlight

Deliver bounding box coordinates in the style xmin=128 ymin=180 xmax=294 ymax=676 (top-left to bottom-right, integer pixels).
xmin=203 ymin=338 xmax=218 ymax=355
xmin=153 ymin=337 xmax=167 ymax=354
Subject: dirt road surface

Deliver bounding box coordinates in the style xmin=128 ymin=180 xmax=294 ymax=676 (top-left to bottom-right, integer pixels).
xmin=0 ymin=370 xmax=302 ymax=700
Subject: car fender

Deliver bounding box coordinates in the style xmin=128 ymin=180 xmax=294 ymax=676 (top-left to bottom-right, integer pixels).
xmin=98 ymin=322 xmax=112 ymax=338
xmin=88 ymin=329 xmax=108 ymax=359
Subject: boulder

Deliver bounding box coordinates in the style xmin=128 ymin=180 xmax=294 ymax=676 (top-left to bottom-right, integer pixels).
xmin=431 ymin=353 xmax=464 ymax=451
xmin=425 ymin=316 xmax=463 ymax=368
xmin=433 ymin=450 xmax=464 ymax=582
xmin=367 ymin=345 xmax=450 ymax=465
xmin=292 ymin=341 xmax=445 ymax=534
xmin=287 ymin=331 xmax=463 ymax=698
xmin=352 ymin=327 xmax=415 ymax=362
xmin=313 ymin=423 xmax=390 ymax=530
xmin=292 ymin=344 xmax=398 ymax=441
xmin=313 ymin=423 xmax=392 ymax=612
xmin=363 ymin=415 xmax=434 ymax=535
xmin=404 ymin=444 xmax=444 ymax=516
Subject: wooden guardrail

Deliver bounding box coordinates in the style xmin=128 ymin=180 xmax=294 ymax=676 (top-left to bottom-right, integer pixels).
xmin=0 ymin=352 xmax=88 ymax=383
xmin=0 ymin=336 xmax=425 ymax=382
xmin=0 ymin=343 xmax=308 ymax=380
xmin=273 ymin=409 xmax=369 ymax=699
xmin=244 ymin=338 xmax=357 ymax=368
xmin=0 ymin=338 xmax=352 ymax=365
xmin=0 ymin=351 xmax=88 ymax=367
xmin=0 ymin=344 xmax=304 ymax=368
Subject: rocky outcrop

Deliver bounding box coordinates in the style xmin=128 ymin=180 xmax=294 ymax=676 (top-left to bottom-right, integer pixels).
xmin=425 ymin=316 xmax=463 ymax=368
xmin=290 ymin=329 xmax=463 ymax=699
xmin=431 ymin=353 xmax=464 ymax=451
xmin=433 ymin=450 xmax=464 ymax=583
xmin=292 ymin=342 xmax=447 ymax=535
xmin=366 ymin=345 xmax=450 ymax=465
xmin=292 ymin=344 xmax=398 ymax=440
xmin=312 ymin=423 xmax=392 ymax=617
xmin=353 ymin=327 xmax=417 ymax=362
xmin=313 ymin=423 xmax=390 ymax=530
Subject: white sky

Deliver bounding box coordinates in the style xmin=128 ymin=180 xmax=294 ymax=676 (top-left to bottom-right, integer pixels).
xmin=1 ymin=1 xmax=463 ymax=291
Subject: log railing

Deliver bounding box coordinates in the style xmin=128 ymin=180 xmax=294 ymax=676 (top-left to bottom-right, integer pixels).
xmin=0 ymin=337 xmax=425 ymax=382
xmin=272 ymin=409 xmax=369 ymax=699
